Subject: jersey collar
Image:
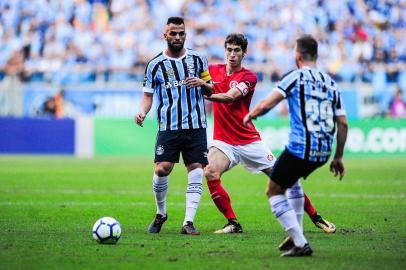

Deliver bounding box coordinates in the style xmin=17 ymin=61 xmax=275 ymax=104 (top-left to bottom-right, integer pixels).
xmin=163 ymin=49 xmax=188 ymax=61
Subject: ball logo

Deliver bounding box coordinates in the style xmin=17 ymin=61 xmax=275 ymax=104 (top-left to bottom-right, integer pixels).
xmin=229 ymin=80 xmax=238 ymax=89
xmin=156 ymin=145 xmax=164 ymax=155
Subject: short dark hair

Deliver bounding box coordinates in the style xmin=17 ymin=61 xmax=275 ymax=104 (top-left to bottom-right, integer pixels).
xmin=224 ymin=33 xmax=248 ymax=52
xmin=296 ymin=34 xmax=318 ymax=61
xmin=167 ymin=17 xmax=184 ymax=25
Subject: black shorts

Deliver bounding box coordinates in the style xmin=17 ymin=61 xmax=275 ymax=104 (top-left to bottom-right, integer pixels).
xmin=154 ymin=128 xmax=208 ymax=165
xmin=270 ymin=148 xmax=327 ymax=189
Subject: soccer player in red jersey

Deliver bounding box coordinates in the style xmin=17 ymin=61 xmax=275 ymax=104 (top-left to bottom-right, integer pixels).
xmin=204 ymin=33 xmax=336 ymax=235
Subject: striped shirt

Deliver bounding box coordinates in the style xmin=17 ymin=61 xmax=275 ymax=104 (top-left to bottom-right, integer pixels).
xmin=275 ymin=66 xmax=346 ymax=162
xmin=143 ymin=49 xmax=211 ymax=131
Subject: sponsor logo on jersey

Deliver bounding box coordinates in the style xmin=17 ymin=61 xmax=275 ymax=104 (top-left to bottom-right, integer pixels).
xmin=165 ymin=80 xmax=186 ymax=89
xmin=267 ymin=154 xmax=274 ymax=161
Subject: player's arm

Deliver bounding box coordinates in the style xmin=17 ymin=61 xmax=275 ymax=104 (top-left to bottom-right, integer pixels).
xmin=205 ymin=86 xmax=243 ymax=103
xmin=243 ymin=89 xmax=284 ymax=127
xmin=136 ymin=61 xmax=155 ymax=127
xmin=135 ymin=92 xmax=153 ymax=127
xmin=330 ymin=115 xmax=348 ymax=180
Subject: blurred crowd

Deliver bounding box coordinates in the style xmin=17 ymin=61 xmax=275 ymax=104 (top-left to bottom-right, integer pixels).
xmin=0 ymin=0 xmax=405 ymax=86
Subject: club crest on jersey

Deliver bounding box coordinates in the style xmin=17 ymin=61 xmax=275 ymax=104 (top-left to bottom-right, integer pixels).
xmin=156 ymin=145 xmax=164 ymax=155
xmin=267 ymin=154 xmax=274 ymax=162
xmin=229 ymin=80 xmax=238 ymax=89
xmin=166 ymin=69 xmax=175 ymax=76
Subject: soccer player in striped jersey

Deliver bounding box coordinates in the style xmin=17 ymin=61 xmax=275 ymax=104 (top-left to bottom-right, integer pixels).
xmin=244 ymin=35 xmax=348 ymax=256
xmin=135 ymin=17 xmax=213 ymax=235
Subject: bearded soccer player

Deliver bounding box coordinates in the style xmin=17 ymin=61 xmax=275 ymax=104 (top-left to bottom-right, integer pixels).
xmin=135 ymin=17 xmax=213 ymax=235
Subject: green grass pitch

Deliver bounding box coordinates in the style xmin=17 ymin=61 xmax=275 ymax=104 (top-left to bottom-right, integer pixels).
xmin=1 ymin=156 xmax=405 ymax=270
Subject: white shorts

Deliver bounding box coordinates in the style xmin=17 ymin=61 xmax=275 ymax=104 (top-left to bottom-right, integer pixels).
xmin=209 ymin=140 xmax=276 ymax=173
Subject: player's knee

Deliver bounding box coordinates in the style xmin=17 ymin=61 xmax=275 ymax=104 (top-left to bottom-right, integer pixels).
xmin=265 ymin=181 xmax=285 ymax=198
xmin=155 ymin=166 xmax=171 ymax=177
xmin=204 ymin=165 xmax=220 ymax=180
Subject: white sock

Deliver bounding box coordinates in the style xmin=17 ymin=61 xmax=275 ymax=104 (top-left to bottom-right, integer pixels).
xmin=183 ymin=168 xmax=203 ymax=226
xmin=286 ymin=180 xmax=305 ymax=231
xmin=269 ymin=195 xmax=307 ymax=247
xmin=153 ymin=174 xmax=168 ymax=216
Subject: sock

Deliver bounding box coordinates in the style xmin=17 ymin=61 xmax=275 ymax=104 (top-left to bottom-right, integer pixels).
xmin=207 ymin=179 xmax=237 ymax=220
xmin=153 ymin=174 xmax=168 ymax=216
xmin=304 ymin=193 xmax=318 ymax=218
xmin=269 ymin=195 xmax=307 ymax=248
xmin=287 ymin=180 xmax=305 ymax=231
xmin=183 ymin=168 xmax=203 ymax=225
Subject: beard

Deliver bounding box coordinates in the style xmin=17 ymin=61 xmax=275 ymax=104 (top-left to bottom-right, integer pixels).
xmin=167 ymin=41 xmax=184 ymax=53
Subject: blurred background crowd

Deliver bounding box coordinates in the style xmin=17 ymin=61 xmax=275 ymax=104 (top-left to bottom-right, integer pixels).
xmin=0 ymin=0 xmax=405 ymax=119
xmin=1 ymin=0 xmax=405 ymax=84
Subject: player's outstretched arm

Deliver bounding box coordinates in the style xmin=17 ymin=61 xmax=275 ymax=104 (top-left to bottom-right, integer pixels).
xmin=243 ymin=90 xmax=284 ymax=127
xmin=135 ymin=92 xmax=153 ymax=127
xmin=330 ymin=115 xmax=348 ymax=180
xmin=205 ymin=87 xmax=243 ymax=103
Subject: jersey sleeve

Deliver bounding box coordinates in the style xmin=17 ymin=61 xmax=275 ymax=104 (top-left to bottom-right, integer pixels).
xmin=142 ymin=61 xmax=155 ymax=93
xmin=235 ymin=72 xmax=257 ymax=96
xmin=275 ymin=70 xmax=298 ymax=98
xmin=199 ymin=55 xmax=212 ymax=82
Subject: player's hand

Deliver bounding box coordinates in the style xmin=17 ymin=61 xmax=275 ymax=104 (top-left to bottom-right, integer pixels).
xmin=186 ymin=77 xmax=203 ymax=89
xmin=329 ymin=157 xmax=345 ymax=180
xmin=135 ymin=112 xmax=146 ymax=127
xmin=243 ymin=113 xmax=253 ymax=128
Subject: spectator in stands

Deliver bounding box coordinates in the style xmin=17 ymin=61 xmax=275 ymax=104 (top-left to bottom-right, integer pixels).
xmin=40 ymin=89 xmax=65 ymax=118
xmin=387 ymin=87 xmax=406 ymax=119
xmin=0 ymin=0 xmax=405 ymax=84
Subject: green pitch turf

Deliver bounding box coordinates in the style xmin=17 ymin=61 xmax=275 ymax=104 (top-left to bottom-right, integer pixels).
xmin=0 ymin=156 xmax=405 ymax=270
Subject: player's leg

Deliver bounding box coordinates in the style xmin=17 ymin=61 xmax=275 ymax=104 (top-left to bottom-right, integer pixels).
xmin=180 ymin=128 xmax=208 ymax=235
xmin=267 ymin=179 xmax=312 ymax=256
xmin=304 ymin=193 xmax=336 ymax=233
xmin=180 ymin=162 xmax=204 ymax=235
xmin=266 ymin=150 xmax=312 ymax=257
xmin=148 ymin=130 xmax=180 ymax=234
xmin=287 ymin=180 xmax=305 ymax=230
xmin=148 ymin=161 xmax=174 ymax=233
xmin=205 ymin=145 xmax=242 ymax=233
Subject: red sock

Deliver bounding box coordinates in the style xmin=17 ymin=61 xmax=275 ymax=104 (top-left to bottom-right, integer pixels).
xmin=304 ymin=193 xmax=318 ymax=218
xmin=207 ymin=179 xmax=237 ymax=220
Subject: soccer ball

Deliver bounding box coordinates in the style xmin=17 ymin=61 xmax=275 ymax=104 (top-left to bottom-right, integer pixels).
xmin=92 ymin=217 xmax=122 ymax=244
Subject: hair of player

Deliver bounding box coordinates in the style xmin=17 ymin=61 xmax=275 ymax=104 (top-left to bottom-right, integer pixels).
xmin=296 ymin=34 xmax=318 ymax=61
xmin=224 ymin=33 xmax=248 ymax=53
xmin=167 ymin=17 xmax=184 ymax=25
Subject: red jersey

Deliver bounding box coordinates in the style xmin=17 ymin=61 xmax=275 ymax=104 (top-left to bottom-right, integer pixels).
xmin=209 ymin=64 xmax=261 ymax=145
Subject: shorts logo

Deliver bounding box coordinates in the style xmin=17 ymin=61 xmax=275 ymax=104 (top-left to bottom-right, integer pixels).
xmin=156 ymin=145 xmax=164 ymax=155
xmin=203 ymin=151 xmax=208 ymax=158
xmin=267 ymin=154 xmax=274 ymax=162
xmin=229 ymin=80 xmax=238 ymax=89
